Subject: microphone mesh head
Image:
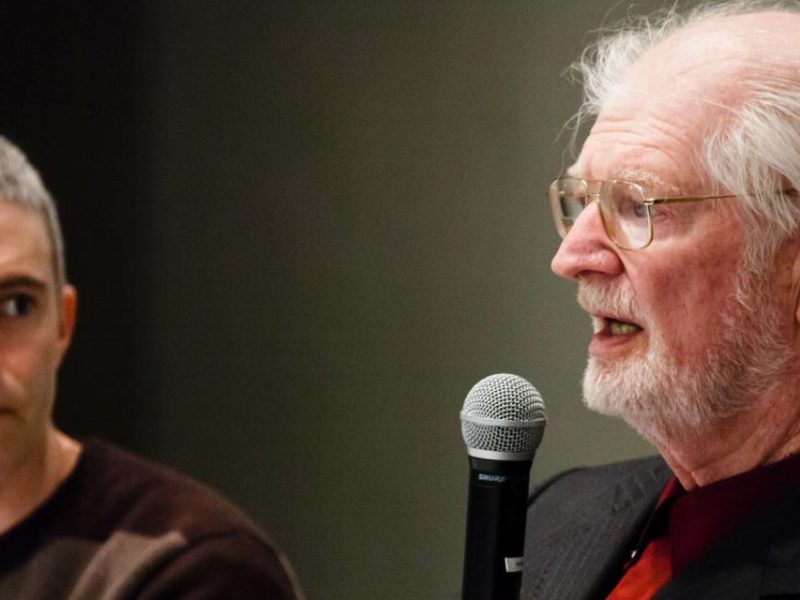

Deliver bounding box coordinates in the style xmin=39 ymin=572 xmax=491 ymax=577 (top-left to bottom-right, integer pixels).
xmin=460 ymin=373 xmax=547 ymax=455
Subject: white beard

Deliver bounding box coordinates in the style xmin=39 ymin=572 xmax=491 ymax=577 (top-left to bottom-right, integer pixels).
xmin=580 ymin=268 xmax=794 ymax=446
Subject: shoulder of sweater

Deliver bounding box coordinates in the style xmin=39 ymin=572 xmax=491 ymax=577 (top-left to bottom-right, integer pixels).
xmin=69 ymin=439 xmax=271 ymax=545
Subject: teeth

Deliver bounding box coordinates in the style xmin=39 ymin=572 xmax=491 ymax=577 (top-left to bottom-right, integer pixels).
xmin=591 ymin=317 xmax=604 ymax=334
xmin=590 ymin=316 xmax=642 ymax=335
xmin=609 ymin=321 xmax=639 ymax=335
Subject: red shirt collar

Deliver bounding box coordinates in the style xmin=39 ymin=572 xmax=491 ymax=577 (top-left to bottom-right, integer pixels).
xmin=650 ymin=452 xmax=800 ymax=574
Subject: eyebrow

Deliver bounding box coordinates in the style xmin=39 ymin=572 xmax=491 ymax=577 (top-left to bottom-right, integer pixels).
xmin=564 ymin=167 xmax=681 ymax=195
xmin=0 ymin=275 xmax=48 ymax=293
xmin=616 ymin=168 xmax=678 ymax=193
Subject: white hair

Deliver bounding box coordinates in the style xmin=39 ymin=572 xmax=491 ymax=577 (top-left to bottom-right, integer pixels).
xmin=568 ymin=0 xmax=800 ymax=268
xmin=0 ymin=137 xmax=65 ymax=288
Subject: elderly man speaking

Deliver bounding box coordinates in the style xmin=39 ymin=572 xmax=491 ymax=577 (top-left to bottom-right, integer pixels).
xmin=522 ymin=2 xmax=800 ymax=599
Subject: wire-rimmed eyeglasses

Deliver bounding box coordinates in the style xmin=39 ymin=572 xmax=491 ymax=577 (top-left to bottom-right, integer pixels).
xmin=548 ymin=177 xmax=739 ymax=250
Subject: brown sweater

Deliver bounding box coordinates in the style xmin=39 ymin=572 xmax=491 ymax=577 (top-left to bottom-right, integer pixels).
xmin=0 ymin=440 xmax=303 ymax=599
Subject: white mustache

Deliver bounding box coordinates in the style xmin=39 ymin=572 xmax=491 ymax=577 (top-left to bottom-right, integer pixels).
xmin=577 ymin=283 xmax=643 ymax=325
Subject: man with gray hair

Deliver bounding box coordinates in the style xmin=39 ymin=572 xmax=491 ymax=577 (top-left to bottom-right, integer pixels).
xmin=0 ymin=137 xmax=303 ymax=598
xmin=523 ymin=2 xmax=800 ymax=598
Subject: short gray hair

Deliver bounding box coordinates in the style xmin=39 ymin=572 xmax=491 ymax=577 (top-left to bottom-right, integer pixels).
xmin=568 ymin=0 xmax=800 ymax=268
xmin=0 ymin=137 xmax=65 ymax=288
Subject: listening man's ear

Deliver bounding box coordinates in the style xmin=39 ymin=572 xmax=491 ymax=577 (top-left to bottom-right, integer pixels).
xmin=790 ymin=235 xmax=800 ymax=324
xmin=57 ymin=284 xmax=77 ymax=361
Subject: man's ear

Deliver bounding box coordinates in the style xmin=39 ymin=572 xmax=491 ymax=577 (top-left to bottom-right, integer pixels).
xmin=57 ymin=284 xmax=77 ymax=356
xmin=791 ymin=242 xmax=800 ymax=324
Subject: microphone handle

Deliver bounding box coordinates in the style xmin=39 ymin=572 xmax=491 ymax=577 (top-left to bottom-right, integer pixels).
xmin=462 ymin=457 xmax=531 ymax=600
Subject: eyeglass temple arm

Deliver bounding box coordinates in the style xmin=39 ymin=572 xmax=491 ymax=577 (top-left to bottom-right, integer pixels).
xmin=649 ymin=189 xmax=799 ymax=206
xmin=647 ymin=194 xmax=739 ymax=206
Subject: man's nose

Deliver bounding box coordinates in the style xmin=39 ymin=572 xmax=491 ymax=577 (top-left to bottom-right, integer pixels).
xmin=551 ymin=201 xmax=623 ymax=280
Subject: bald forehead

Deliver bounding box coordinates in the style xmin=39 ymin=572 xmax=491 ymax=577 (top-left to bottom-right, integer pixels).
xmin=576 ymin=11 xmax=800 ymax=188
xmin=630 ymin=11 xmax=800 ymax=101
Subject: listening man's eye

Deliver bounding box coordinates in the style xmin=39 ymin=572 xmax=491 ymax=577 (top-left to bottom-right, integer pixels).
xmin=0 ymin=294 xmax=35 ymax=318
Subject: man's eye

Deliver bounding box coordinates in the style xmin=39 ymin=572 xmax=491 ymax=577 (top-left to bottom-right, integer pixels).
xmin=616 ymin=197 xmax=648 ymax=220
xmin=0 ymin=295 xmax=35 ymax=318
xmin=631 ymin=200 xmax=648 ymax=219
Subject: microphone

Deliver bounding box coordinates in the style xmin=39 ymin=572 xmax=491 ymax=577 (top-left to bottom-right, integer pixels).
xmin=460 ymin=373 xmax=547 ymax=600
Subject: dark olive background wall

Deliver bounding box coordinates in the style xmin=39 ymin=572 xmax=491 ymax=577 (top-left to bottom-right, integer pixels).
xmin=2 ymin=2 xmax=693 ymax=599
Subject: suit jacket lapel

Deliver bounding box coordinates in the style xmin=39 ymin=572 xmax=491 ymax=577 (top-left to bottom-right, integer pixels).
xmin=522 ymin=456 xmax=671 ymax=600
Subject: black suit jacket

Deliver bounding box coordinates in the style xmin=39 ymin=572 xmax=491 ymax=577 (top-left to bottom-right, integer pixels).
xmin=521 ymin=456 xmax=800 ymax=599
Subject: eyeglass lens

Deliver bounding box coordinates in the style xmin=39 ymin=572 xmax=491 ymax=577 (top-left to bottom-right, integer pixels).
xmin=549 ymin=178 xmax=652 ymax=249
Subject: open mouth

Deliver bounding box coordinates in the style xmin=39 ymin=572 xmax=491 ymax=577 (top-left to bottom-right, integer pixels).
xmin=592 ymin=316 xmax=643 ymax=336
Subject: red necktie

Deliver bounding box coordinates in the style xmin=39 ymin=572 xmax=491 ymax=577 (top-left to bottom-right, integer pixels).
xmin=606 ymin=478 xmax=683 ymax=600
xmin=606 ymin=537 xmax=671 ymax=600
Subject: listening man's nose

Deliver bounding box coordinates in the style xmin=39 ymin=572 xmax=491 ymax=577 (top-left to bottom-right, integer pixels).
xmin=550 ymin=201 xmax=623 ymax=280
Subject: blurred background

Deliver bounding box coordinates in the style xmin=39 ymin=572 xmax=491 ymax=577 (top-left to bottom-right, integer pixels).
xmin=0 ymin=1 xmax=695 ymax=598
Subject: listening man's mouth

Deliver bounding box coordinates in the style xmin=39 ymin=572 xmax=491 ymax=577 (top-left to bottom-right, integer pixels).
xmin=591 ymin=315 xmax=643 ymax=336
